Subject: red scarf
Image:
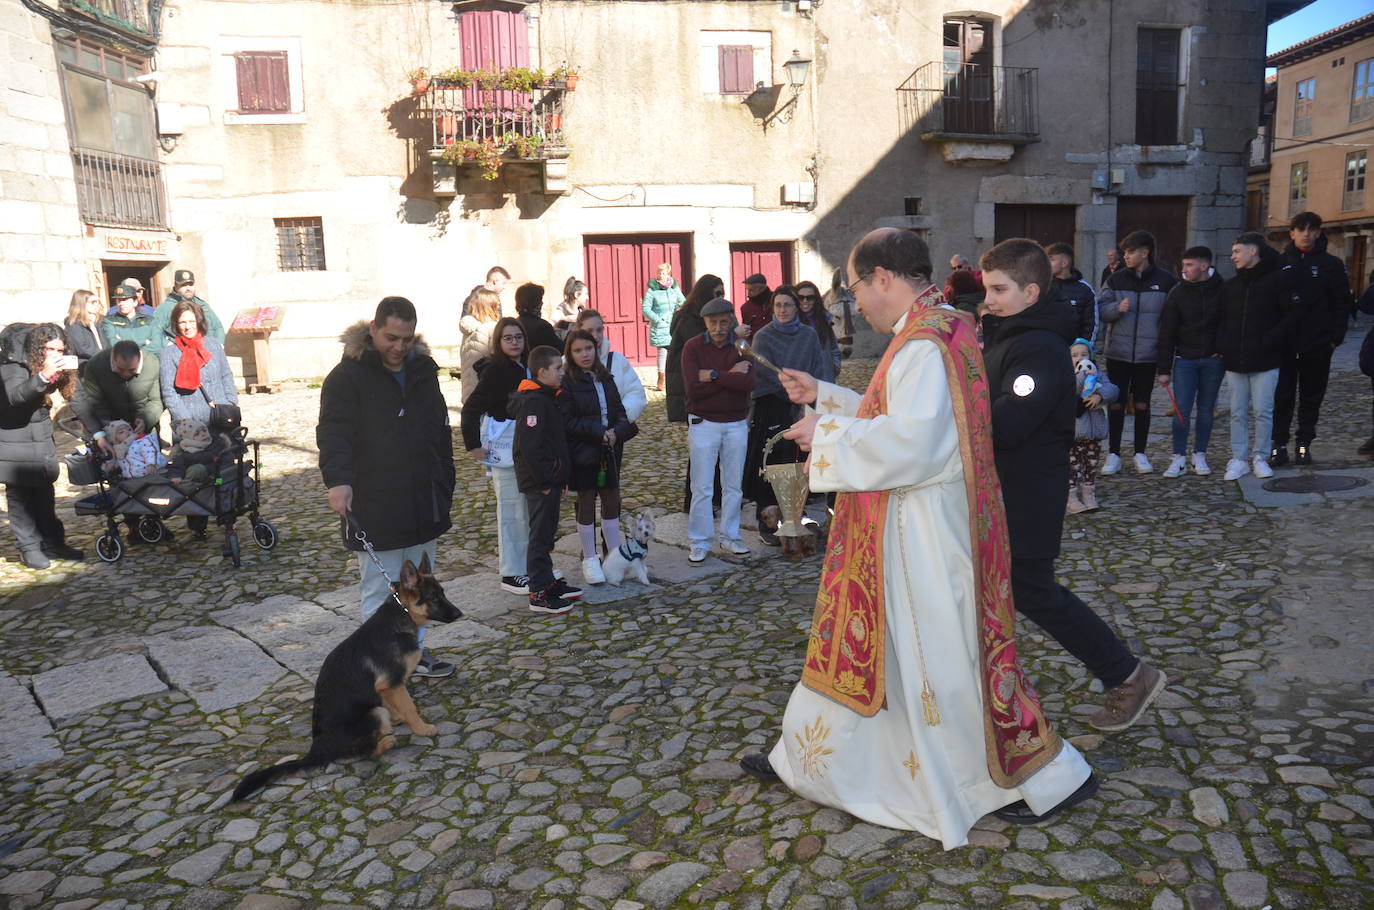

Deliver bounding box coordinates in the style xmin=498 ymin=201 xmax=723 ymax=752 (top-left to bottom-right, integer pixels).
xmin=173 ymin=334 xmax=212 ymax=391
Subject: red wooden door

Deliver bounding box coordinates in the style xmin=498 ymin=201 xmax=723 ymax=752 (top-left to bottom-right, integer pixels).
xmin=584 ymin=234 xmax=694 ymax=366
xmin=729 ymin=242 xmax=794 ymax=309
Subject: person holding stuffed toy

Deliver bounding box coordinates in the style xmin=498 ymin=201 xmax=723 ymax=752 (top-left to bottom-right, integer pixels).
xmin=1068 ymin=339 xmax=1117 ymax=514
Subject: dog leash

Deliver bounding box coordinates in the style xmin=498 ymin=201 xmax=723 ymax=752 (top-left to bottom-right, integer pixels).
xmin=345 ymin=511 xmax=405 ymax=611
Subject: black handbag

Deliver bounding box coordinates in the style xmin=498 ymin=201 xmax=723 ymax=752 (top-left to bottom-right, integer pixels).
xmin=200 ymin=386 xmax=242 ymax=434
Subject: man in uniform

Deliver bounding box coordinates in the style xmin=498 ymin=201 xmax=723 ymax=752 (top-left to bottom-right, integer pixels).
xmin=157 ymin=269 xmax=225 ymax=343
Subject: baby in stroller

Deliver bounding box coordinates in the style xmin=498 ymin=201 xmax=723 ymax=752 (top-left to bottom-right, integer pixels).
xmin=168 ymin=417 xmax=235 ymax=484
xmin=100 ymin=419 xmax=166 ymax=478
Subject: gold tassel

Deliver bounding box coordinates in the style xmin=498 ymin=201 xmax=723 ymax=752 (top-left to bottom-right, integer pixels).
xmin=921 ymin=681 xmax=941 ymax=726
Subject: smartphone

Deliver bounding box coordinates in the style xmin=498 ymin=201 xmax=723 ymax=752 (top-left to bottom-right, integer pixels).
xmin=59 ymin=355 xmax=79 ymax=371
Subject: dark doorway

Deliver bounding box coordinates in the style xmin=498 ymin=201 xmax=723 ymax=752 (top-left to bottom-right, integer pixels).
xmin=994 ymin=204 xmax=1077 ymax=248
xmin=1348 ymin=236 xmax=1367 ymax=295
xmin=583 ymin=234 xmax=693 ymax=366
xmin=729 ymin=242 xmax=794 ymax=308
xmin=942 ymin=17 xmax=995 ymax=134
xmin=1115 ymin=196 xmax=1190 ymax=276
xmin=101 ymin=261 xmax=165 ymax=313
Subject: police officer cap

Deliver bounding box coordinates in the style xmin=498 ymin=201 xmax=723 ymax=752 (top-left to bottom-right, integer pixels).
xmin=174 ymin=269 xmax=195 ymax=285
xmin=112 ymin=284 xmax=137 ymax=299
xmin=701 ymin=298 xmax=734 ymax=318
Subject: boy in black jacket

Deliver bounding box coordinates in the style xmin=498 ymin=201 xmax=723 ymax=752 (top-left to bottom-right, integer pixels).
xmin=981 ymin=239 xmax=1166 ymax=745
xmin=513 ymin=346 xmax=583 ymax=614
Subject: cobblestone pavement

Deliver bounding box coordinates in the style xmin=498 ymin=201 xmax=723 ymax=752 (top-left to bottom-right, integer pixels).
xmin=1 ymin=323 xmax=1373 ymax=910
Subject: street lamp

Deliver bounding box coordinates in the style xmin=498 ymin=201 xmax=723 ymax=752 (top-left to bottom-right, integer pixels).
xmin=783 ymin=50 xmax=811 ymax=90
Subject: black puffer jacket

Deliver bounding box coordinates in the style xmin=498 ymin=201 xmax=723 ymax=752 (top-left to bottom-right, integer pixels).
xmin=562 ymin=366 xmax=632 ymax=469
xmin=1280 ymin=234 xmax=1355 ymax=352
xmin=317 ymin=322 xmax=455 ymax=552
xmin=459 ymin=356 xmax=526 ymax=452
xmin=512 ymin=379 xmax=570 ymax=492
xmin=0 ymin=324 xmax=62 ymax=486
xmin=983 ymin=297 xmax=1078 ymax=561
xmin=1217 ymin=245 xmax=1302 ymax=374
xmin=1157 ymin=270 xmax=1224 ymax=370
xmin=1048 ymin=268 xmax=1097 ymax=342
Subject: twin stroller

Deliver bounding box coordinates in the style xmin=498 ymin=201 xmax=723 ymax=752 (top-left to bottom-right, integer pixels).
xmin=60 ymin=416 xmax=279 ymax=568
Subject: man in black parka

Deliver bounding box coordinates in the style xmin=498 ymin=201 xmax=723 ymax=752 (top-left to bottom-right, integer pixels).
xmin=1272 ymin=211 xmax=1355 ymax=465
xmin=317 ymin=296 xmax=456 ymax=678
xmin=981 ymin=239 xmax=1166 ymax=755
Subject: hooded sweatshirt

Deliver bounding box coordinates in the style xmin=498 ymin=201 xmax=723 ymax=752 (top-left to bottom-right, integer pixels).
xmin=983 ymin=295 xmax=1079 ymax=560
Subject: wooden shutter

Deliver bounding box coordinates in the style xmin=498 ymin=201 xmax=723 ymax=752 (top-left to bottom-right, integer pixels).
xmin=1136 ymin=29 xmax=1179 ymax=145
xmin=459 ymin=10 xmax=532 ymax=131
xmin=235 ymin=51 xmax=289 ymax=113
xmin=718 ymin=45 xmax=754 ymax=95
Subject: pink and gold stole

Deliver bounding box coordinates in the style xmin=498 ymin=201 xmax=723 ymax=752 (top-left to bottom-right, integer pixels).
xmin=799 ymin=288 xmax=1060 ymax=786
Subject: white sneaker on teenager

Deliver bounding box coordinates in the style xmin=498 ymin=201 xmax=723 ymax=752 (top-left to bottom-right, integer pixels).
xmin=582 ymin=556 xmax=606 ymax=585
xmin=1133 ymin=452 xmax=1154 ymax=473
xmin=1192 ymin=452 xmax=1212 ymax=476
xmin=1101 ymin=453 xmax=1122 ymax=475
xmin=1224 ymin=458 xmax=1250 ymax=481
xmin=1252 ymin=456 xmax=1274 ymax=479
xmin=1162 ymin=455 xmax=1187 ymax=478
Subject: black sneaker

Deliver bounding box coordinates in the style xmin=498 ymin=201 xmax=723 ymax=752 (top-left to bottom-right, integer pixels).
xmin=1269 ymin=445 xmax=1289 ymax=467
xmin=528 ymin=589 xmax=574 ymax=615
xmin=548 ymin=578 xmax=583 ymax=601
xmin=41 ymin=542 xmax=84 ymax=561
xmin=1295 ymin=445 xmax=1313 ymax=466
xmin=500 ymin=575 xmax=530 ymax=595
xmin=411 ymin=650 xmax=454 ymax=679
xmin=19 ymin=550 xmax=50 ymax=570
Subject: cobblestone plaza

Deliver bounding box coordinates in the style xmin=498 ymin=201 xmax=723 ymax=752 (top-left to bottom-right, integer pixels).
xmin=1 ymin=331 xmax=1372 ymax=910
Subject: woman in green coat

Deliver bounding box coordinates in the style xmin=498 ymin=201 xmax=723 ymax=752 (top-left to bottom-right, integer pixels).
xmin=641 ymin=262 xmax=685 ymax=391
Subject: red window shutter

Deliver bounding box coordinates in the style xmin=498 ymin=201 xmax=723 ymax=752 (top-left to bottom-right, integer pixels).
xmin=460 ymin=10 xmax=529 ymax=69
xmin=719 ymin=45 xmax=753 ymax=94
xmin=235 ymin=51 xmax=289 ymax=113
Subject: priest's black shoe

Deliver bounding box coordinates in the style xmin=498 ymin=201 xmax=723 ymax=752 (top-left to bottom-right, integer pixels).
xmin=1269 ymin=446 xmax=1289 ymax=467
xmin=739 ymin=753 xmax=780 ymax=782
xmin=992 ymin=772 xmax=1100 ymax=825
xmin=1295 ymin=445 xmax=1312 ymax=466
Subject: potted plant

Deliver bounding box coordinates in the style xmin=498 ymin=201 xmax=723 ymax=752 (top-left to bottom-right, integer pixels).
xmin=408 ymin=67 xmax=430 ymax=95
xmin=548 ymin=65 xmax=579 ymax=90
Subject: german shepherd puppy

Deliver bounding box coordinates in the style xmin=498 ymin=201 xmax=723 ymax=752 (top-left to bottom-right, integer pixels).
xmin=231 ymin=554 xmax=461 ymax=800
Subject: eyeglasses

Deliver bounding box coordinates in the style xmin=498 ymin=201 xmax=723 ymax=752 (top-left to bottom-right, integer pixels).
xmin=851 ymin=273 xmax=873 ymax=289
xmin=500 ymin=334 xmax=525 ymax=342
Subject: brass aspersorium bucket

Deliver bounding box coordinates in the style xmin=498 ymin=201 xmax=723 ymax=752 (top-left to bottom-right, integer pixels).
xmin=761 ymin=430 xmax=810 ymax=538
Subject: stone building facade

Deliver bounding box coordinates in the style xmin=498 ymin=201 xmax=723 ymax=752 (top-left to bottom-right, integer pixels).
xmin=2 ymin=0 xmax=1304 ymax=377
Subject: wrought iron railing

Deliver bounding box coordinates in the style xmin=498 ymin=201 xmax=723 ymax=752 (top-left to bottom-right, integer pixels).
xmin=66 ymin=0 xmax=152 ymax=35
xmin=71 ymin=147 xmax=167 ymax=229
xmin=898 ymin=62 xmax=1038 ymax=140
xmin=421 ymin=81 xmax=567 ymax=153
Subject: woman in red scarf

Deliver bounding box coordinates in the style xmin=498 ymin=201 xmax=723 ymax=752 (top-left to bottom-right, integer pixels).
xmin=159 ymin=300 xmax=238 ymax=538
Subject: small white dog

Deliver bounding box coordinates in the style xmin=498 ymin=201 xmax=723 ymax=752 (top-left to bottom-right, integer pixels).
xmin=601 ymin=512 xmax=654 ymax=586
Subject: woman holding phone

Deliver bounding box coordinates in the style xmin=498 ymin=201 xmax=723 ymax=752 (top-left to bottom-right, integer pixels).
xmin=0 ymin=323 xmax=84 ymax=569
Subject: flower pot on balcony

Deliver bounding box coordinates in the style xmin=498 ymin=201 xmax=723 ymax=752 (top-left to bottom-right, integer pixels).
xmin=439 ymin=113 xmax=459 ymax=144
xmin=564 ymin=73 xmax=579 ymax=90
xmin=411 ymin=77 xmax=430 ymax=95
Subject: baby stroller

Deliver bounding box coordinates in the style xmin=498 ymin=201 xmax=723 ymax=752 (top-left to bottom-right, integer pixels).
xmin=59 ymin=417 xmax=279 ymax=567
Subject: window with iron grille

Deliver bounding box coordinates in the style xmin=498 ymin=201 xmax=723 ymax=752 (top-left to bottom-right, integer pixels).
xmin=236 ymin=51 xmax=291 ymax=113
xmin=275 ymin=217 xmax=326 ymax=271
xmin=718 ymin=45 xmax=755 ymax=95
xmin=1293 ymin=78 xmax=1315 ymax=137
xmin=1353 ymin=59 xmax=1373 ymax=123
xmin=1344 ymin=151 xmax=1368 ymax=212
xmin=1288 ymin=162 xmax=1309 ymax=217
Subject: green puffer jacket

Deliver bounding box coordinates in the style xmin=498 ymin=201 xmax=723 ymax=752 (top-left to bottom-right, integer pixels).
xmin=642 ymin=279 xmax=685 ymax=348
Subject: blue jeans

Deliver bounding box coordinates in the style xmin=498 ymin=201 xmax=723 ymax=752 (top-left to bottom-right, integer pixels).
xmin=1169 ymin=356 xmax=1225 ymax=455
xmin=1226 ymin=369 xmax=1280 ymax=462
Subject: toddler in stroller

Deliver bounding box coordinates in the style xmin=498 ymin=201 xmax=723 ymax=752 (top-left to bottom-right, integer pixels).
xmin=100 ymin=419 xmax=166 ymax=479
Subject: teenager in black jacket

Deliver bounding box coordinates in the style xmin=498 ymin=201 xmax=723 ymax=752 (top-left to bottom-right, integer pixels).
xmin=1217 ymin=234 xmax=1301 ymax=481
xmin=1156 ymin=246 xmax=1226 ymax=478
xmin=1272 ymin=212 xmax=1356 ymax=465
xmin=1046 ymin=243 xmax=1097 ymax=343
xmin=562 ymin=329 xmax=635 ymax=585
xmin=462 ymin=317 xmax=532 ymax=594
xmin=981 ymin=239 xmax=1165 ymax=745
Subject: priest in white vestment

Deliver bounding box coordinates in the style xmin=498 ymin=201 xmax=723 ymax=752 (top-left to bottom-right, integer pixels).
xmin=740 ymin=229 xmax=1096 ymax=850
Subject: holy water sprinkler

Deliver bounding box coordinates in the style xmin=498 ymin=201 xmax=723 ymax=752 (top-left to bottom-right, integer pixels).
xmin=735 ymin=338 xmax=784 ymax=375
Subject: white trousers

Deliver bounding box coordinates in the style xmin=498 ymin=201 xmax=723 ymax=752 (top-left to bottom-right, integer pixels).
xmin=688 ymin=417 xmax=747 ymax=546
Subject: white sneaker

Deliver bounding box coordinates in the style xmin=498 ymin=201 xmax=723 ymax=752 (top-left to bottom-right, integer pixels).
xmin=688 ymin=545 xmax=708 ymax=564
xmin=1223 ymin=458 xmax=1250 ymax=481
xmin=719 ymin=538 xmax=751 ymax=556
xmin=581 ymin=556 xmax=605 ymax=585
xmin=1101 ymin=453 xmax=1122 ymax=475
xmin=1162 ymin=455 xmax=1187 ymax=478
xmin=1133 ymin=452 xmax=1154 ymax=473
xmin=1252 ymin=457 xmax=1274 ymax=479
xmin=1192 ymin=453 xmax=1211 ymax=476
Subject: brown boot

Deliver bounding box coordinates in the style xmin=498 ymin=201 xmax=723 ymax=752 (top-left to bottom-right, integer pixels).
xmin=1088 ymin=661 xmax=1167 ymax=731
xmin=655 ymin=371 xmax=665 ymax=391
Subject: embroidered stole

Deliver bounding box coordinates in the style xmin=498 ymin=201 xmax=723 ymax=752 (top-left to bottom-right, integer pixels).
xmin=799 ymin=290 xmax=1061 ymax=787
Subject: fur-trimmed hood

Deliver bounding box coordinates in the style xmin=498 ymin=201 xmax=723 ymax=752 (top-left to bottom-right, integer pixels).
xmin=339 ymin=320 xmax=432 ymax=363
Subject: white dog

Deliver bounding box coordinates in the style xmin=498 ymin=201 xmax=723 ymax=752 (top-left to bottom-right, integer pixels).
xmin=601 ymin=512 xmax=654 ymax=586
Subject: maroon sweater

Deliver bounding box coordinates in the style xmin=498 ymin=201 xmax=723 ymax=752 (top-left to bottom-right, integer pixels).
xmin=681 ymin=334 xmax=756 ymax=422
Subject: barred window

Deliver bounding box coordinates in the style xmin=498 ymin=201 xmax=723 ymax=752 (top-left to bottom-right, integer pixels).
xmin=275 ymin=217 xmax=325 ymax=271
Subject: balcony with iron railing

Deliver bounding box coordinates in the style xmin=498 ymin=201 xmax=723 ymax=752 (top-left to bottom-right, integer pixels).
xmin=71 ymin=147 xmax=167 ymax=229
xmin=420 ymin=80 xmax=570 ymax=195
xmin=898 ymin=62 xmax=1038 ymax=164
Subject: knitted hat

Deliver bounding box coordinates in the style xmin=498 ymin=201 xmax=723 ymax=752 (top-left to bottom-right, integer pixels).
xmin=174 ymin=417 xmax=212 ymax=453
